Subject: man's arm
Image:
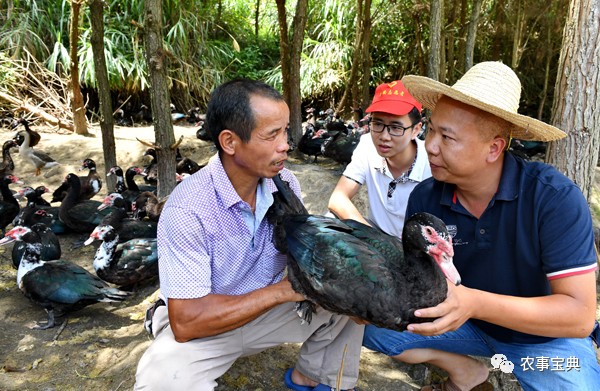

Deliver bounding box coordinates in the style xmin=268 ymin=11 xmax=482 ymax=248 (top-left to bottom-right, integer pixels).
xmin=408 ymin=272 xmax=597 ymax=339
xmin=168 ymin=278 xmax=305 ymax=342
xmin=328 ymin=176 xmax=369 ymax=225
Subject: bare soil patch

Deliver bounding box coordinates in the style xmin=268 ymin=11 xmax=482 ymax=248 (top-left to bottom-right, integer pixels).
xmin=0 ymin=124 xmax=598 ymax=391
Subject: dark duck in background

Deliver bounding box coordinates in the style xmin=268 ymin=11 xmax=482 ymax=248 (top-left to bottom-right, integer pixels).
xmin=10 ymin=217 xmax=61 ymax=269
xmin=107 ymin=166 xmax=127 ymax=193
xmin=78 ymin=158 xmax=103 ymax=199
xmin=0 ymin=226 xmax=129 ymax=329
xmin=266 ymin=174 xmax=461 ymax=331
xmin=141 ymin=148 xmax=158 ymax=185
xmin=0 ymin=174 xmax=23 ymax=235
xmin=84 ymin=224 xmax=158 ymax=288
xmin=96 ymin=194 xmax=157 ymax=240
xmin=0 ymin=139 xmax=19 ymax=176
xmin=11 ymin=117 xmax=41 ymax=148
xmin=51 ymin=158 xmax=102 ymax=203
xmin=57 ymin=173 xmax=114 ymax=234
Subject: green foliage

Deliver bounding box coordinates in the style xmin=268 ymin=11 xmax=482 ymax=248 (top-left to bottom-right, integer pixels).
xmin=0 ymin=51 xmax=18 ymax=86
xmin=0 ymin=0 xmax=572 ymax=119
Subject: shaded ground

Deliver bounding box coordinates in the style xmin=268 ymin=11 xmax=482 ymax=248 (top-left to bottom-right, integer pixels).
xmin=0 ymin=124 xmax=597 ymax=390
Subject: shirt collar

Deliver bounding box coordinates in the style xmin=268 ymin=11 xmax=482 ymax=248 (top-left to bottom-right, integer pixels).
xmin=495 ymin=152 xmax=519 ymax=201
xmin=210 ymin=153 xmax=274 ymax=213
xmin=374 ymin=139 xmax=419 ymax=183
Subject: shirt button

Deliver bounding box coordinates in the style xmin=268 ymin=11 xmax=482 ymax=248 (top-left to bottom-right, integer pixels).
xmin=479 ymin=228 xmax=485 ymax=234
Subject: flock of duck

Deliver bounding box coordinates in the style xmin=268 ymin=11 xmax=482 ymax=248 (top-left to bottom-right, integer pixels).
xmin=1 ymin=112 xmax=458 ymax=333
xmin=0 ymin=118 xmax=202 ymax=329
xmin=295 ymin=107 xmax=369 ymax=165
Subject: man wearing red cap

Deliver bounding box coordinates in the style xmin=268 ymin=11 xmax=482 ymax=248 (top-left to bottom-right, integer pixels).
xmin=328 ymin=80 xmax=430 ymax=237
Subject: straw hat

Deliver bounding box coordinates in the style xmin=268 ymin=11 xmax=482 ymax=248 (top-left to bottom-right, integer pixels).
xmin=401 ymin=61 xmax=566 ymax=141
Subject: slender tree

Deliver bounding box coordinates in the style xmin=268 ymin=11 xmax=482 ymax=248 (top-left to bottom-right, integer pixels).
xmin=465 ymin=0 xmax=483 ymax=71
xmin=255 ymin=0 xmax=260 ymax=37
xmin=337 ymin=0 xmax=372 ymax=117
xmin=144 ymin=0 xmax=178 ymax=198
xmin=428 ymin=0 xmax=443 ymax=80
xmin=89 ymin=0 xmax=117 ymax=193
xmin=445 ymin=1 xmax=459 ymax=82
xmin=546 ymin=0 xmax=600 ymax=201
xmin=69 ymin=0 xmax=89 ymax=135
xmin=275 ymin=0 xmax=308 ymax=150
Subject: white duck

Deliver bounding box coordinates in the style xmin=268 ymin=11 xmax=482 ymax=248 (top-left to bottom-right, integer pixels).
xmin=16 ymin=129 xmax=59 ymax=176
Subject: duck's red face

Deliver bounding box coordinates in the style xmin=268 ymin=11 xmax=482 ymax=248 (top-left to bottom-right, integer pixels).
xmin=422 ymin=225 xmax=461 ymax=286
xmin=7 ymin=175 xmax=23 ymax=184
xmin=0 ymin=226 xmax=31 ymax=245
xmin=18 ymin=187 xmax=34 ymax=196
xmin=34 ymin=210 xmax=52 ymax=218
xmin=98 ymin=193 xmax=119 ymax=211
xmin=85 ymin=225 xmax=112 ymax=245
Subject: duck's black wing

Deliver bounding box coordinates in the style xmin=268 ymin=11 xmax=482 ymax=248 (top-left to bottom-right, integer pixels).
xmin=284 ymin=214 xmax=411 ymax=330
xmin=20 ymin=259 xmax=129 ymax=328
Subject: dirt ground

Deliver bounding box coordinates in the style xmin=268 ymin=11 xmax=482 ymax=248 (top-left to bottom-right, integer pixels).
xmin=0 ymin=123 xmax=598 ymax=391
xmin=0 ymin=123 xmax=418 ymax=391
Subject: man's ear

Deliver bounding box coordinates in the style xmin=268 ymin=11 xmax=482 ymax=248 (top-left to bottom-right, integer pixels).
xmin=488 ymin=136 xmax=507 ymax=162
xmin=411 ymin=122 xmax=423 ymax=140
xmin=219 ymin=130 xmax=237 ymax=156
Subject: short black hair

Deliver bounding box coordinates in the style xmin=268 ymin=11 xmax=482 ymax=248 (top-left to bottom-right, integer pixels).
xmin=205 ymin=79 xmax=284 ymax=152
xmin=407 ymin=107 xmax=422 ymax=126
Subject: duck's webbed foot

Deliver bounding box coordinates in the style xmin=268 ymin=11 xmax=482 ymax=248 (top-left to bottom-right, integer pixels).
xmin=32 ymin=310 xmax=56 ymax=330
xmin=294 ymin=300 xmax=316 ymax=324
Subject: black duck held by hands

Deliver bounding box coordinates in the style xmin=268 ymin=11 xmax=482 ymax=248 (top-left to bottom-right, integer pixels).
xmin=266 ymin=174 xmax=461 ymax=331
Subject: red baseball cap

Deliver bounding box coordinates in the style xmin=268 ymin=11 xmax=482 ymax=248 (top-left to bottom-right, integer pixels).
xmin=365 ymin=80 xmax=422 ymax=115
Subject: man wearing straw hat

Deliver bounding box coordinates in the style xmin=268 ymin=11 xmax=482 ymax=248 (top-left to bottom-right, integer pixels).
xmin=363 ymin=61 xmax=600 ymax=391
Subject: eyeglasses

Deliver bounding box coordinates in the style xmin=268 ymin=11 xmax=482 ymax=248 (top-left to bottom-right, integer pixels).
xmin=369 ymin=120 xmax=417 ymax=137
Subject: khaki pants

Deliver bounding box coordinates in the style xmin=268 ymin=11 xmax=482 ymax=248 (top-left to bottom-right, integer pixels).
xmin=134 ymin=302 xmax=364 ymax=390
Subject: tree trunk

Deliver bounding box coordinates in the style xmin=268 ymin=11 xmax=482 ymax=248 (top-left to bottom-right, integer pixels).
xmin=337 ymin=0 xmax=372 ymax=116
xmin=546 ymin=0 xmax=600 ymax=202
xmin=275 ymin=0 xmax=290 ymax=105
xmin=414 ymin=11 xmax=426 ymax=76
xmin=438 ymin=2 xmax=446 ymax=82
xmin=428 ymin=0 xmax=443 ymax=80
xmin=537 ymin=25 xmax=553 ymax=120
xmin=511 ymin=0 xmax=526 ymax=69
xmin=456 ymin=0 xmax=468 ymax=73
xmin=289 ymin=0 xmax=308 ymax=148
xmin=276 ymin=0 xmax=308 ymax=153
xmin=89 ymin=0 xmax=117 ymax=193
xmin=359 ymin=4 xmax=373 ymax=111
xmin=465 ymin=0 xmax=483 ymax=71
xmin=69 ymin=0 xmax=89 ymax=135
xmin=446 ymin=0 xmax=459 ymax=83
xmin=144 ymin=0 xmax=177 ymax=198
xmin=255 ymin=0 xmax=260 ymax=37
xmin=491 ymin=0 xmax=506 ymax=60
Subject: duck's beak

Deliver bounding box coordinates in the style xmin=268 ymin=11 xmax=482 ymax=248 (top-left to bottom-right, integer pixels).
xmin=0 ymin=235 xmax=15 ymax=246
xmin=439 ymin=253 xmax=462 ymax=286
